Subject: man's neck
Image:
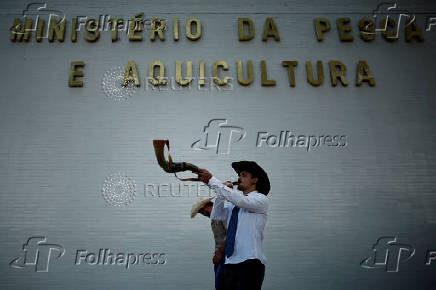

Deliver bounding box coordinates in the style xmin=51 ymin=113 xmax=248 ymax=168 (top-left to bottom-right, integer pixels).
xmin=243 ymin=188 xmax=257 ymax=195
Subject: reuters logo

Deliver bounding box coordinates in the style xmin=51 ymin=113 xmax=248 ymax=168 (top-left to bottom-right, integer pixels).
xmin=101 ymin=66 xmax=137 ymax=101
xmin=101 ymin=173 xmax=136 ymax=206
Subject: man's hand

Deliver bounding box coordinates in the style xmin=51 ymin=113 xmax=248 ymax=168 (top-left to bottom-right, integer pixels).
xmin=213 ymin=241 xmax=226 ymax=264
xmin=212 ymin=251 xmax=223 ymax=265
xmin=197 ymin=168 xmax=212 ymax=184
xmin=224 ymin=181 xmax=234 ymax=189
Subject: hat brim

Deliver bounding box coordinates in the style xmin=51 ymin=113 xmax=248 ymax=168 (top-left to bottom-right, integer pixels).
xmin=190 ymin=196 xmax=215 ymax=218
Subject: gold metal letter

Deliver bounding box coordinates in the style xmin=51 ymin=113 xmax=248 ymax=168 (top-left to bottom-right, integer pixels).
xmin=199 ymin=60 xmax=205 ymax=86
xmin=262 ymin=18 xmax=280 ymax=41
xmin=314 ymin=18 xmax=330 ymax=41
xmin=186 ymin=18 xmax=201 ymax=41
xmin=84 ymin=19 xmax=100 ymax=42
xmin=406 ymin=19 xmax=424 ymax=42
xmin=213 ymin=61 xmax=229 ymax=86
xmin=261 ymin=60 xmax=276 ymax=86
xmin=329 ymin=60 xmax=348 ymax=87
xmin=176 ymin=61 xmax=193 ymax=86
xmin=149 ymin=61 xmax=167 ymax=86
xmin=174 ymin=18 xmax=179 ymax=41
xmin=238 ymin=18 xmax=254 ymax=41
xmin=282 ymin=61 xmax=298 ymax=87
xmin=71 ymin=17 xmax=78 ymax=42
xmin=48 ymin=17 xmax=66 ymax=42
xmin=36 ymin=18 xmax=45 ymax=42
xmin=10 ymin=18 xmax=32 ymax=42
xmin=381 ymin=17 xmax=398 ymax=42
xmin=306 ymin=61 xmax=324 ymax=86
xmin=69 ymin=61 xmax=85 ymax=87
xmin=151 ymin=18 xmax=166 ymax=41
xmin=358 ymin=18 xmax=375 ymax=41
xmin=109 ymin=18 xmax=123 ymax=42
xmin=129 ymin=13 xmax=143 ymax=41
xmin=356 ymin=60 xmax=375 ymax=86
xmin=237 ymin=60 xmax=253 ymax=86
xmin=122 ymin=61 xmax=140 ymax=87
xmin=336 ymin=18 xmax=353 ymax=41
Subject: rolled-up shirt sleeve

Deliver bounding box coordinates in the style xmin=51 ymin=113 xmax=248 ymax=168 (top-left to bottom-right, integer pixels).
xmin=208 ymin=176 xmax=268 ymax=214
xmin=211 ymin=194 xmax=228 ymax=221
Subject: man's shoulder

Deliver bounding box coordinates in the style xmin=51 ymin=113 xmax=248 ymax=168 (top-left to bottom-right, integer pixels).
xmin=252 ymin=191 xmax=269 ymax=200
xmin=245 ymin=191 xmax=269 ymax=213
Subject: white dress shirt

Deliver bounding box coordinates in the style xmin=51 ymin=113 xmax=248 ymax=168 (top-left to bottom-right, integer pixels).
xmin=208 ymin=176 xmax=269 ymax=265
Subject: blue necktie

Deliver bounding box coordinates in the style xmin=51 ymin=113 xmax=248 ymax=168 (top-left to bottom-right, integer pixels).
xmin=225 ymin=206 xmax=240 ymax=258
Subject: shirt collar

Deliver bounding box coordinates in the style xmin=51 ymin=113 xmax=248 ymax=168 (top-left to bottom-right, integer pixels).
xmin=244 ymin=190 xmax=258 ymax=196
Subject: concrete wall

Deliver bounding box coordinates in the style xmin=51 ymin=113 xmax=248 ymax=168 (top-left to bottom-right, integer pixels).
xmin=1 ymin=0 xmax=436 ymax=289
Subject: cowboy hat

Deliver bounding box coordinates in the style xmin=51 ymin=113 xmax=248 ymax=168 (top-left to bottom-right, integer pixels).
xmin=232 ymin=161 xmax=270 ymax=195
xmin=190 ymin=196 xmax=215 ymax=218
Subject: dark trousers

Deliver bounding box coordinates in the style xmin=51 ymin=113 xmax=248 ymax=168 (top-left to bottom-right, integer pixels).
xmin=222 ymin=259 xmax=265 ymax=290
xmin=214 ymin=257 xmax=225 ymax=290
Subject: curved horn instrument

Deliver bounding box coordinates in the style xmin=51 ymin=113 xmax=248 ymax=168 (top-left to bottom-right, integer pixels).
xmin=153 ymin=140 xmax=199 ymax=181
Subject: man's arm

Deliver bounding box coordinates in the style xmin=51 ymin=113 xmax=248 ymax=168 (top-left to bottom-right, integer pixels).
xmin=208 ymin=176 xmax=268 ymax=213
xmin=196 ymin=168 xmax=268 ymax=213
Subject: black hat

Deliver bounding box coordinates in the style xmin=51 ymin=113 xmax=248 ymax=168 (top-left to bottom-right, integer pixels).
xmin=231 ymin=161 xmax=270 ymax=195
